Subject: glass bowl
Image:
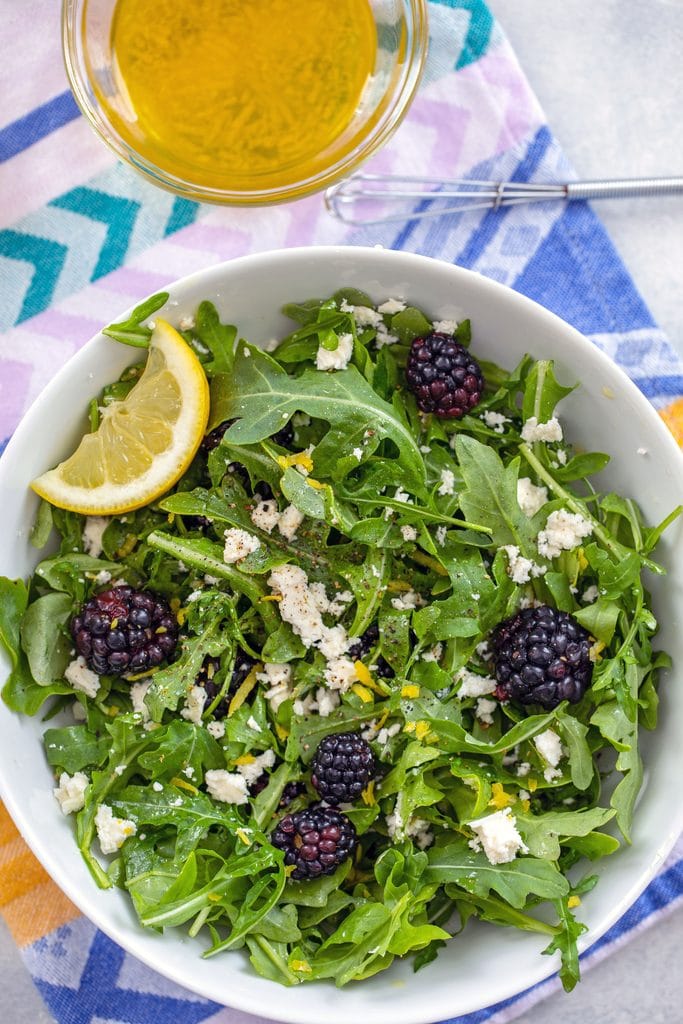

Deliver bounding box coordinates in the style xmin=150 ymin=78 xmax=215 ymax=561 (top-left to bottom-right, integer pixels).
xmin=61 ymin=0 xmax=428 ymax=205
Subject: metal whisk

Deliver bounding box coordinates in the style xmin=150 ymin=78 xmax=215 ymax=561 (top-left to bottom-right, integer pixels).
xmin=324 ymin=173 xmax=683 ymax=226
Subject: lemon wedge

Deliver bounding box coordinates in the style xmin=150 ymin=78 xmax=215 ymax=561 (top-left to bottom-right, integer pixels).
xmin=32 ymin=319 xmax=210 ymax=514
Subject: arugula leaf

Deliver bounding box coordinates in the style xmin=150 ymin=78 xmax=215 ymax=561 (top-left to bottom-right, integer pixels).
xmin=210 ymin=343 xmax=425 ymax=491
xmin=426 ymin=838 xmax=569 ymax=908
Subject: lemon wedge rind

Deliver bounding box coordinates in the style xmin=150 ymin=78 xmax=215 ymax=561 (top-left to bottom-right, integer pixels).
xmin=31 ymin=319 xmax=210 ymax=515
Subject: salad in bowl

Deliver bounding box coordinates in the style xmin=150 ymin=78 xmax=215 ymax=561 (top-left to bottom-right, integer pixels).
xmin=0 ymin=248 xmax=681 ymax=1024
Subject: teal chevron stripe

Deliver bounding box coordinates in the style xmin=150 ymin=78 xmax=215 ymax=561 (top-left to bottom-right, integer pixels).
xmin=432 ymin=0 xmax=495 ymax=70
xmin=165 ymin=196 xmax=199 ymax=236
xmin=0 ymin=229 xmax=67 ymax=324
xmin=49 ymin=187 xmax=141 ymax=280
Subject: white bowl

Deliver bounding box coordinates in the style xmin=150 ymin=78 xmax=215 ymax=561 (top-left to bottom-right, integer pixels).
xmin=1 ymin=247 xmax=682 ymax=1024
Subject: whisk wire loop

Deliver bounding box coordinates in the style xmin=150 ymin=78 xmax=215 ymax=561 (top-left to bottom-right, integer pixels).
xmin=324 ymin=173 xmax=683 ymax=227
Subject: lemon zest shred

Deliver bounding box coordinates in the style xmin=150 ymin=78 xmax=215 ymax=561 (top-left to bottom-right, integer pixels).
xmin=410 ymin=550 xmax=449 ymax=576
xmin=228 ymin=665 xmax=260 ymax=716
xmin=261 ymin=594 xmax=282 ymax=602
xmin=387 ymin=579 xmax=412 ymax=593
xmin=528 ymin=778 xmax=538 ymax=792
xmin=116 ymin=534 xmax=138 ymax=558
xmin=414 ymin=720 xmax=430 ymax=741
xmin=401 ymin=683 xmax=420 ymax=699
xmin=236 ymin=828 xmax=252 ymax=846
xmin=589 ymin=640 xmax=606 ymax=663
xmin=403 ymin=721 xmax=416 ymax=734
xmin=276 ymin=451 xmax=314 ymax=474
xmin=353 ymin=661 xmax=374 ymax=687
xmin=352 ymin=661 xmax=386 ymax=695
xmin=275 ymin=723 xmax=289 ymax=741
xmin=375 ymin=708 xmax=390 ymax=732
xmin=521 ymin=798 xmax=531 ymax=812
xmin=171 ymin=776 xmax=199 ymax=795
xmin=234 ymin=754 xmax=255 ymax=766
xmin=351 ymin=682 xmax=373 ymax=704
xmin=488 ymin=782 xmax=515 ymax=810
xmin=361 ymin=780 xmax=376 ymax=806
xmin=567 ymin=895 xmax=581 ymax=908
xmin=291 ymin=960 xmax=312 ymax=973
xmin=306 ymin=477 xmax=326 ymax=490
xmin=175 ymin=608 xmax=187 ymax=627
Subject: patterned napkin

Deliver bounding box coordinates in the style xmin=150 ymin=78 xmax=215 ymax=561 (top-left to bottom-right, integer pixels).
xmin=1 ymin=2 xmax=682 ymax=1023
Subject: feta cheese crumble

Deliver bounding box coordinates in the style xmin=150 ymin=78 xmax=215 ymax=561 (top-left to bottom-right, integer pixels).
xmin=316 ymin=332 xmax=354 ymax=371
xmin=268 ymin=565 xmax=352 ymax=666
xmin=517 ymin=477 xmax=548 ymax=518
xmin=82 ymin=516 xmax=109 ymax=557
xmin=521 ymin=416 xmax=563 ymax=443
xmin=64 ymin=657 xmax=100 ymax=699
xmin=250 ymin=498 xmax=280 ymax=534
xmin=534 ymin=728 xmax=563 ymax=767
xmin=223 ymin=527 xmax=261 ymax=563
xmin=257 ymin=663 xmax=292 ymax=712
xmin=437 ymin=468 xmax=456 ymax=497
xmin=390 ymin=589 xmax=423 ymax=611
xmin=537 ymin=509 xmax=593 ymax=559
xmin=377 ymin=298 xmax=406 ymax=315
xmin=53 ymin=771 xmax=89 ymax=815
xmin=582 ymin=584 xmax=599 ymax=603
xmin=468 ymin=809 xmax=528 ymax=864
xmin=481 ymin=410 xmax=510 ymax=434
xmin=475 ymin=697 xmax=497 ymax=725
xmin=456 ymin=668 xmax=497 ymax=698
xmin=236 ymin=749 xmax=275 ymax=786
xmin=95 ymin=803 xmax=137 ymax=854
xmin=433 ymin=318 xmax=462 ymax=334
xmin=400 ymin=524 xmax=417 ymax=542
xmin=205 ymin=770 xmax=249 ymax=805
xmin=500 ymin=545 xmax=547 ymax=584
xmin=180 ymin=685 xmax=206 ymax=725
xmin=277 ymin=504 xmax=305 ymax=541
xmin=207 ymin=720 xmax=226 ymax=739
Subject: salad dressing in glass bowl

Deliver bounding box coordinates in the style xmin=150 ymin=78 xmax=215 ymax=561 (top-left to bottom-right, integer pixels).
xmin=62 ymin=0 xmax=428 ymax=204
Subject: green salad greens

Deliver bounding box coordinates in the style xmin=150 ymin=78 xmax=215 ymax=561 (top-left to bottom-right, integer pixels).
xmin=1 ymin=288 xmax=679 ymax=992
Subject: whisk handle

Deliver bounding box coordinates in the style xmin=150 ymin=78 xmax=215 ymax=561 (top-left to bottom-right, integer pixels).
xmin=566 ymin=176 xmax=683 ymax=201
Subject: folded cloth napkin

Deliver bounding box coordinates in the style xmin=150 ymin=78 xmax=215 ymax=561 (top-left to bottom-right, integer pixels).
xmin=0 ymin=2 xmax=681 ymax=1023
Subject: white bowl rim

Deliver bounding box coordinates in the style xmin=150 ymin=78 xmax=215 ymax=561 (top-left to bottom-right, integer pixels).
xmin=1 ymin=245 xmax=682 ymax=1024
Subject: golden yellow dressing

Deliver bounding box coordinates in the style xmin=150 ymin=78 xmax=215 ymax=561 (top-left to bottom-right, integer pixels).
xmin=97 ymin=0 xmax=378 ymax=193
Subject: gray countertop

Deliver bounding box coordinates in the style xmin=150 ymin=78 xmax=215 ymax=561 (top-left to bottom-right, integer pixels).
xmin=2 ymin=1 xmax=682 ymax=1021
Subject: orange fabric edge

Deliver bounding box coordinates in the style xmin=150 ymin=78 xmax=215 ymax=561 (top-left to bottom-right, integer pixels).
xmin=0 ymin=803 xmax=79 ymax=947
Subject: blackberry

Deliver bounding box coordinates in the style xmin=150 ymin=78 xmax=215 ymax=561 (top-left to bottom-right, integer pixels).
xmin=406 ymin=332 xmax=484 ymax=418
xmin=491 ymin=605 xmax=593 ymax=709
xmin=197 ymin=648 xmax=256 ymax=718
xmin=348 ymin=624 xmax=394 ymax=679
xmin=271 ymin=805 xmax=357 ymax=879
xmin=311 ymin=732 xmax=375 ymax=804
xmin=71 ymin=586 xmax=179 ymax=676
xmin=279 ymin=781 xmax=307 ymax=808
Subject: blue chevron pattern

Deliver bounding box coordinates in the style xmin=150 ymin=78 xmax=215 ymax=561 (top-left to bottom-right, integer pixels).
xmin=0 ymin=229 xmax=67 ymax=324
xmin=27 ymin=920 xmax=218 ymax=1024
xmin=50 ymin=188 xmax=142 ymax=280
xmin=0 ymin=166 xmax=200 ymax=331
